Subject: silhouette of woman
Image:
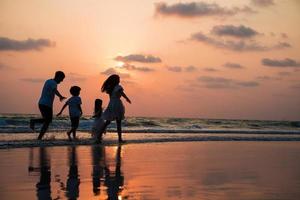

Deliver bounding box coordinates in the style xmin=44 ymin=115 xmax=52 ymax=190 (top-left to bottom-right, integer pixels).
xmin=96 ymin=74 xmax=131 ymax=143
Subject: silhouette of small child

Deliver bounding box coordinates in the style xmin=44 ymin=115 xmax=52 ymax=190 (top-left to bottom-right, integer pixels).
xmin=93 ymin=99 xmax=103 ymax=119
xmin=57 ymin=86 xmax=82 ymax=141
xmin=92 ymin=99 xmax=105 ymax=143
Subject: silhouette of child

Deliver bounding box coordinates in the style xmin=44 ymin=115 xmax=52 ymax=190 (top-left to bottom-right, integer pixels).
xmin=91 ymin=99 xmax=105 ymax=141
xmin=57 ymin=86 xmax=82 ymax=140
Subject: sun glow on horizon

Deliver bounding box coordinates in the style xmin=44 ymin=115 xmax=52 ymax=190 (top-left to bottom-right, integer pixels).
xmin=116 ymin=61 xmax=125 ymax=68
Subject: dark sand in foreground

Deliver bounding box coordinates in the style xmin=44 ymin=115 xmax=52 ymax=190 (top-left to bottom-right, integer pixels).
xmin=0 ymin=141 xmax=300 ymax=200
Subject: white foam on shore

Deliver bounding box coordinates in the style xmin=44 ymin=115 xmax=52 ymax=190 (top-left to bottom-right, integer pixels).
xmin=1 ymin=132 xmax=300 ymax=149
xmin=1 ymin=128 xmax=300 ymax=134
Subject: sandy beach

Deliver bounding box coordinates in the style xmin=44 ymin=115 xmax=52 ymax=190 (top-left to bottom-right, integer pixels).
xmin=0 ymin=141 xmax=300 ymax=200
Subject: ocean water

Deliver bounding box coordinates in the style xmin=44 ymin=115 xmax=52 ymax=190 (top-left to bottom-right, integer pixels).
xmin=1 ymin=113 xmax=300 ymax=133
xmin=1 ymin=114 xmax=300 ymax=148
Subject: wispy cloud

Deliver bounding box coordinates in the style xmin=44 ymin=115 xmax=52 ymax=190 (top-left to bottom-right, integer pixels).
xmin=290 ymin=83 xmax=300 ymax=89
xmin=223 ymin=62 xmax=244 ymax=69
xmin=203 ymin=67 xmax=218 ymax=72
xmin=278 ymin=71 xmax=291 ymax=76
xmin=211 ymin=25 xmax=259 ymax=38
xmin=256 ymin=75 xmax=280 ymax=81
xmin=198 ymin=76 xmax=259 ymax=89
xmin=101 ymin=68 xmax=130 ymax=78
xmin=251 ymin=0 xmax=275 ymax=7
xmin=281 ymin=33 xmax=288 ymax=39
xmin=121 ymin=63 xmax=154 ymax=72
xmin=20 ymin=78 xmax=45 ymax=83
xmin=186 ymin=65 xmax=197 ymax=72
xmin=115 ymin=54 xmax=161 ymax=63
xmin=167 ymin=66 xmax=182 ymax=72
xmin=0 ymin=62 xmax=12 ymax=70
xmin=155 ymin=2 xmax=255 ymax=18
xmin=0 ymin=37 xmax=55 ymax=51
xmin=68 ymin=73 xmax=87 ymax=82
xmin=190 ymin=32 xmax=291 ymax=52
xmin=167 ymin=65 xmax=197 ymax=72
xmin=262 ymin=58 xmax=300 ymax=67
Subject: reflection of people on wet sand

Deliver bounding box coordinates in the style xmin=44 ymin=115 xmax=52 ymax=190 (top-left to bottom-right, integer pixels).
xmin=105 ymin=145 xmax=124 ymax=199
xmin=91 ymin=145 xmax=106 ymax=195
xmin=94 ymin=74 xmax=131 ymax=143
xmin=30 ymin=71 xmax=66 ymax=140
xmin=66 ymin=146 xmax=80 ymax=200
xmin=28 ymin=147 xmax=52 ymax=200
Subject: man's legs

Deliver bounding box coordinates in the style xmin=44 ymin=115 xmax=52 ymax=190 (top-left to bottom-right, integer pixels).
xmin=38 ymin=121 xmax=51 ymax=140
xmin=37 ymin=105 xmax=53 ymax=140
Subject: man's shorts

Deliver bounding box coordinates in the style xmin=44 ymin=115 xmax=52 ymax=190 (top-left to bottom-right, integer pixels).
xmin=39 ymin=104 xmax=53 ymax=123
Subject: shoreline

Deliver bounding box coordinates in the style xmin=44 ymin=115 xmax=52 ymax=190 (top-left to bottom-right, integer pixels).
xmin=1 ymin=128 xmax=300 ymax=134
xmin=1 ymin=132 xmax=300 ymax=149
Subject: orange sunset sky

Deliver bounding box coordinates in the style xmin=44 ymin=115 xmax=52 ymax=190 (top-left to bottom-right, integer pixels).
xmin=0 ymin=0 xmax=299 ymax=120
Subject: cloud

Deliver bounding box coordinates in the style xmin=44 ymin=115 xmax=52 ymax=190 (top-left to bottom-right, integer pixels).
xmin=274 ymin=42 xmax=291 ymax=49
xmin=121 ymin=63 xmax=154 ymax=72
xmin=190 ymin=32 xmax=291 ymax=51
xmin=251 ymin=0 xmax=275 ymax=7
xmin=281 ymin=33 xmax=288 ymax=39
xmin=262 ymin=58 xmax=300 ymax=67
xmin=115 ymin=54 xmax=161 ymax=63
xmin=122 ymin=80 xmax=136 ymax=86
xmin=0 ymin=37 xmax=55 ymax=51
xmin=20 ymin=78 xmax=45 ymax=83
xmin=236 ymin=81 xmax=259 ymax=87
xmin=290 ymin=83 xmax=300 ymax=89
xmin=185 ymin=65 xmax=197 ymax=72
xmin=223 ymin=62 xmax=244 ymax=69
xmin=68 ymin=73 xmax=87 ymax=82
xmin=198 ymin=76 xmax=259 ymax=89
xmin=167 ymin=65 xmax=197 ymax=72
xmin=167 ymin=66 xmax=182 ymax=72
xmin=0 ymin=62 xmax=11 ymax=70
xmin=203 ymin=67 xmax=218 ymax=72
xmin=211 ymin=25 xmax=258 ymax=38
xmin=101 ymin=68 xmax=130 ymax=79
xmin=154 ymin=2 xmax=255 ymax=18
xmin=278 ymin=71 xmax=291 ymax=76
xmin=256 ymin=76 xmax=280 ymax=81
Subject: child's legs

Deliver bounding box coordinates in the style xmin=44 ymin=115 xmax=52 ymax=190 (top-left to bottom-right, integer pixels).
xmin=116 ymin=119 xmax=122 ymax=141
xmin=97 ymin=120 xmax=110 ymax=141
xmin=70 ymin=128 xmax=77 ymax=139
xmin=104 ymin=120 xmax=111 ymax=129
xmin=70 ymin=117 xmax=80 ymax=139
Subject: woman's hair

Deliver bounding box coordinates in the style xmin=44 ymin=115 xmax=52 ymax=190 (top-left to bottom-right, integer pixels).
xmin=94 ymin=99 xmax=103 ymax=115
xmin=101 ymin=74 xmax=120 ymax=95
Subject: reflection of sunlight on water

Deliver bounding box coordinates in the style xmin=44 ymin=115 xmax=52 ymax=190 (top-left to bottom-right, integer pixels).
xmin=0 ymin=142 xmax=300 ymax=199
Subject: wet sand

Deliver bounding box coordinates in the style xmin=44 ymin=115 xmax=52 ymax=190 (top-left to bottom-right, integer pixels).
xmin=1 ymin=131 xmax=300 ymax=149
xmin=0 ymin=141 xmax=300 ymax=200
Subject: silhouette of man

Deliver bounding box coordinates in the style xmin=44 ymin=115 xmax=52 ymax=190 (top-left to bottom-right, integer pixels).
xmin=30 ymin=71 xmax=66 ymax=140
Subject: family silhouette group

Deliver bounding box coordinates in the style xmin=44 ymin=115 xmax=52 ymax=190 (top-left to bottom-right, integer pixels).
xmin=29 ymin=71 xmax=131 ymax=143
